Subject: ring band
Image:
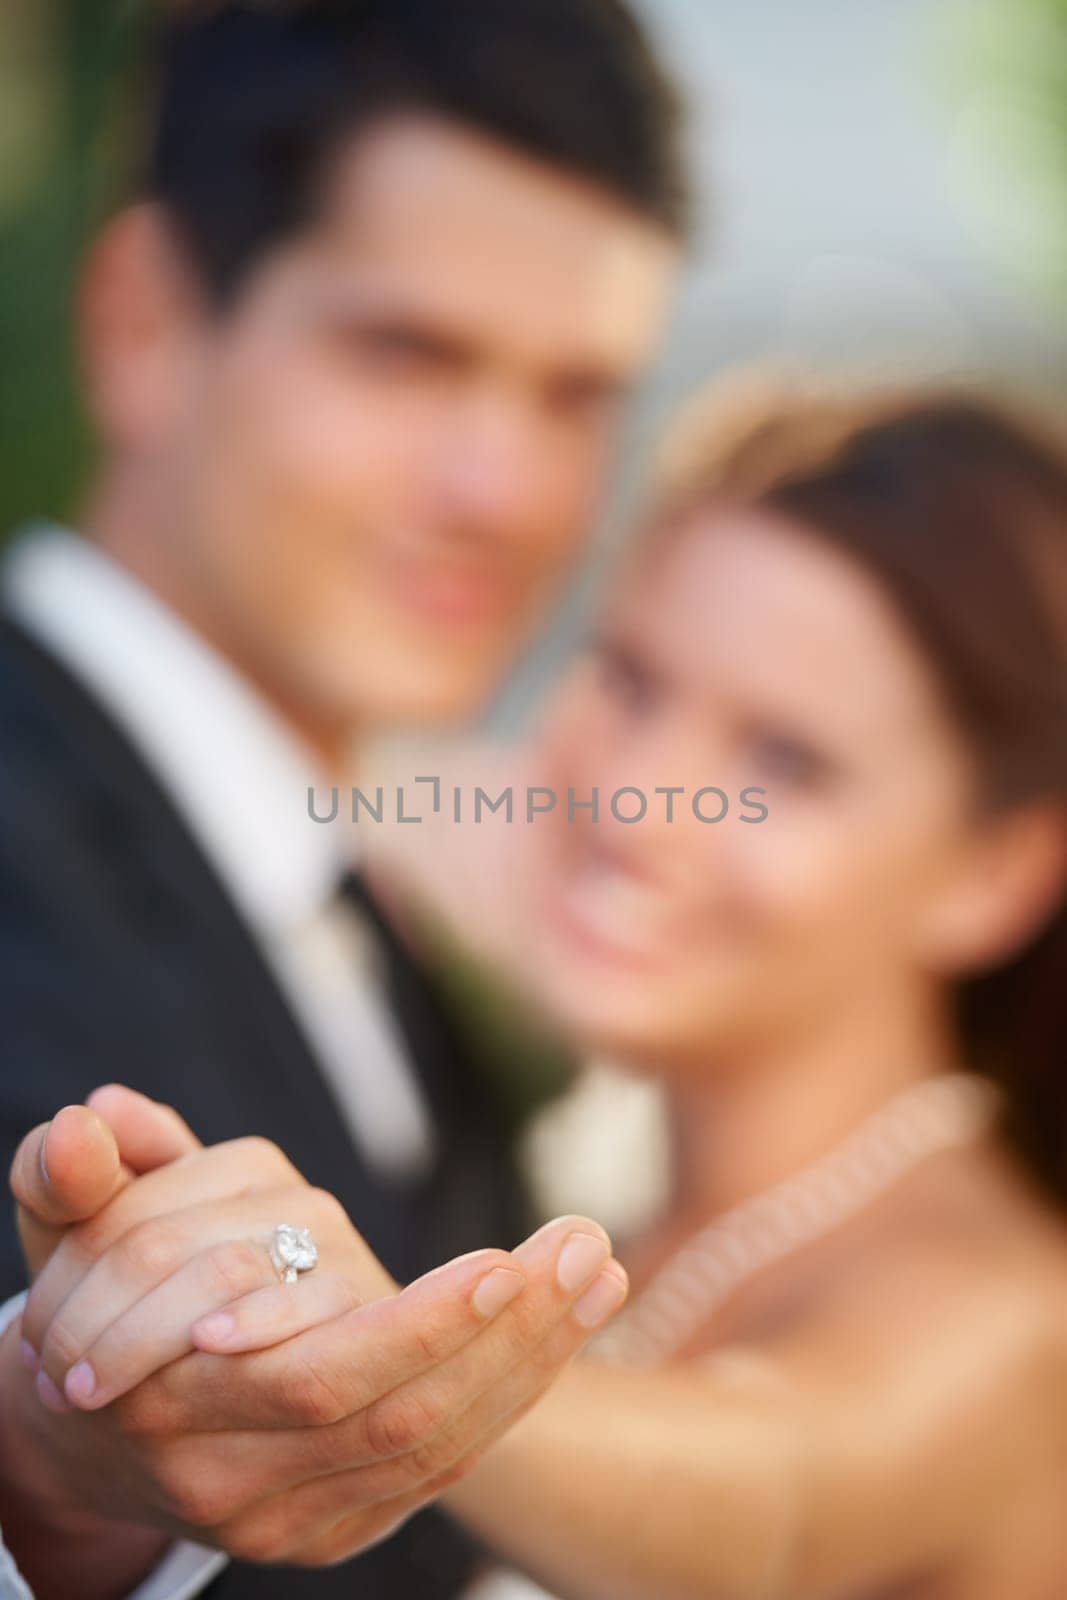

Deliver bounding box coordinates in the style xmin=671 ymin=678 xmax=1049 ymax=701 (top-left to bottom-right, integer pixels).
xmin=269 ymin=1223 xmax=318 ymax=1284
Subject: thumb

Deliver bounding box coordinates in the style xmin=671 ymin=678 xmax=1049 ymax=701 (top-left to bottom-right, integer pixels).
xmin=84 ymin=1083 xmax=202 ymax=1171
xmin=12 ymin=1105 xmax=125 ymax=1280
xmin=11 ymin=1105 xmax=124 ymax=1231
xmin=11 ymin=1087 xmax=201 ymax=1280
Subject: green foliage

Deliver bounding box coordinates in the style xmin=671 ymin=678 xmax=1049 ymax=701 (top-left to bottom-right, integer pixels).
xmin=0 ymin=2 xmax=147 ymax=537
xmin=411 ymin=894 xmax=579 ymax=1135
xmin=935 ymin=0 xmax=1067 ymax=302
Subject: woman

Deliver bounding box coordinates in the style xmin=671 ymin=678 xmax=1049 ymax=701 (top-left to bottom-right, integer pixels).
xmin=17 ymin=381 xmax=1067 ymax=1598
xmin=444 ymin=380 xmax=1067 ymax=1599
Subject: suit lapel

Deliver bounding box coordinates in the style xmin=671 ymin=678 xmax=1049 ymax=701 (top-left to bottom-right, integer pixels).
xmin=0 ymin=615 xmax=419 ymax=1258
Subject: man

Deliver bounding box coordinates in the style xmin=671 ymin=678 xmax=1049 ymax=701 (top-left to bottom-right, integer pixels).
xmin=0 ymin=1 xmax=684 ymax=1595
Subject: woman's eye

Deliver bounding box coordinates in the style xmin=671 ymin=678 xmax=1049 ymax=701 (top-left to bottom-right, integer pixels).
xmin=745 ymin=730 xmax=832 ymax=790
xmin=593 ymin=646 xmax=659 ymax=716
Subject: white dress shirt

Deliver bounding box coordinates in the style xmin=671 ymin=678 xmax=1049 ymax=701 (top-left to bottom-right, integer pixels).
xmin=0 ymin=525 xmax=438 ymax=1600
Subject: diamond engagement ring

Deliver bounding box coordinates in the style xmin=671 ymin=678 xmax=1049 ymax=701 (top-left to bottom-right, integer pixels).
xmin=269 ymin=1223 xmax=318 ymax=1284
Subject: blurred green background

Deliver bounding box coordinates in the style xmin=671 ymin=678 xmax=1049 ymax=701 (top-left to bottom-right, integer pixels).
xmin=1 ymin=0 xmax=1065 ymax=542
xmin=0 ymin=1 xmax=149 ymax=535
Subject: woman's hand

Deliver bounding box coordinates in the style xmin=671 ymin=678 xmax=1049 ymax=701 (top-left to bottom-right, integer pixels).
xmin=20 ymin=1129 xmax=396 ymax=1410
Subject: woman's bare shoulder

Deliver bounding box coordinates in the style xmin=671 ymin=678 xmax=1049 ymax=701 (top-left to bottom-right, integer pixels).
xmin=897 ymin=1144 xmax=1067 ymax=1310
xmin=713 ymin=1156 xmax=1067 ymax=1590
xmin=804 ymin=1146 xmax=1067 ymax=1426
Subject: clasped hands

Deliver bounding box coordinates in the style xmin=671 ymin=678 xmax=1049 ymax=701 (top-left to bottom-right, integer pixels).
xmin=2 ymin=1086 xmax=626 ymax=1578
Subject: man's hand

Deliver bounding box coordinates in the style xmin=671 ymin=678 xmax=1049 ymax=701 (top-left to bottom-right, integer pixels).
xmin=2 ymin=1087 xmax=205 ymax=1598
xmin=3 ymin=1089 xmax=627 ymax=1588
xmin=11 ymin=1085 xmax=202 ymax=1280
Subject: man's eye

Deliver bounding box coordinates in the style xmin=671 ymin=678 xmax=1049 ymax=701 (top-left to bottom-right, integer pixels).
xmin=546 ymin=378 xmax=621 ymax=423
xmin=335 ymin=324 xmax=459 ymax=374
xmin=359 ymin=331 xmax=434 ymax=365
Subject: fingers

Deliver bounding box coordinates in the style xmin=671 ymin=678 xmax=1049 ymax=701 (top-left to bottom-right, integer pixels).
xmin=85 ymin=1085 xmax=202 ymax=1171
xmin=510 ymin=1215 xmax=628 ymax=1326
xmin=307 ymin=1249 xmax=628 ymax=1505
xmin=47 ymin=1237 xmax=280 ymax=1413
xmin=400 ymin=1257 xmax=630 ymax=1481
xmin=306 ymin=1218 xmax=626 ymax=1489
xmin=102 ymin=1258 xmax=621 ymax=1569
xmin=12 ymin=1106 xmax=128 ymax=1283
xmin=141 ymin=1214 xmax=620 ymax=1436
xmin=22 ymin=1135 xmax=305 ymax=1352
xmin=278 ymin=1282 xmax=621 ymax=1568
xmin=190 ymin=1273 xmax=365 ymax=1356
xmin=11 ymin=1107 xmax=124 ymax=1229
xmin=82 ymin=1216 xmax=625 ymax=1560
xmin=28 ymin=1185 xmax=367 ymax=1407
xmin=202 ymin=1247 xmax=628 ymax=1567
xmin=12 ymin=1091 xmax=201 ymax=1230
xmin=11 ymin=1089 xmax=202 ymax=1283
xmin=141 ymin=1243 xmax=527 ymax=1432
xmin=69 ymin=1263 xmax=358 ymax=1416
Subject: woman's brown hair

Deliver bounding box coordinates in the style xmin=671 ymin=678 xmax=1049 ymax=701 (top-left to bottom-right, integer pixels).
xmin=653 ymin=374 xmax=1067 ymax=1202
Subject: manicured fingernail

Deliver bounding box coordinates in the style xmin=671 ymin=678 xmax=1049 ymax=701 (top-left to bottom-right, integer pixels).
xmin=19 ymin=1339 xmax=39 ymax=1375
xmin=573 ymin=1268 xmax=628 ymax=1329
xmin=192 ymin=1311 xmax=237 ymax=1348
xmin=556 ymin=1231 xmax=610 ymax=1294
xmin=65 ymin=1360 xmax=97 ymax=1405
xmin=36 ymin=1370 xmax=70 ymax=1413
xmin=472 ymin=1267 xmax=525 ymax=1321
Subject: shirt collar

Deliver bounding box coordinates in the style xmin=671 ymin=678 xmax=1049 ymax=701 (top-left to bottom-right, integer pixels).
xmin=3 ymin=525 xmax=347 ymax=938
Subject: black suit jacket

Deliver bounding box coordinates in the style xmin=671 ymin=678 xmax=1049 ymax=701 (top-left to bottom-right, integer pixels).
xmin=0 ymin=613 xmax=535 ymax=1598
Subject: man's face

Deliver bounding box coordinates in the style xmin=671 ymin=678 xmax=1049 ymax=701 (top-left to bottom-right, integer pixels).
xmin=105 ymin=116 xmax=676 ymax=738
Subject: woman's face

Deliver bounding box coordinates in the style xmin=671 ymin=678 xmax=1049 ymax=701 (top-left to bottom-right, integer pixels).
xmin=532 ymin=506 xmax=983 ymax=1070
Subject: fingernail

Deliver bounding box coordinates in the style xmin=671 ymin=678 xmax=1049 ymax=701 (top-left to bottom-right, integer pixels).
xmin=472 ymin=1267 xmax=525 ymax=1321
xmin=65 ymin=1360 xmax=97 ymax=1405
xmin=192 ymin=1311 xmax=237 ymax=1348
xmin=18 ymin=1339 xmax=39 ymax=1376
xmin=573 ymin=1268 xmax=628 ymax=1329
xmin=556 ymin=1232 xmax=610 ymax=1294
xmin=36 ymin=1370 xmax=70 ymax=1413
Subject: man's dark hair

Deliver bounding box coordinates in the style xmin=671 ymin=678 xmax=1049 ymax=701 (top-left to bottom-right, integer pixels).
xmin=148 ymin=0 xmax=688 ymax=301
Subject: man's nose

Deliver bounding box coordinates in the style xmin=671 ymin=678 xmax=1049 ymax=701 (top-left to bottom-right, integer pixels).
xmin=429 ymin=392 xmax=544 ymax=538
